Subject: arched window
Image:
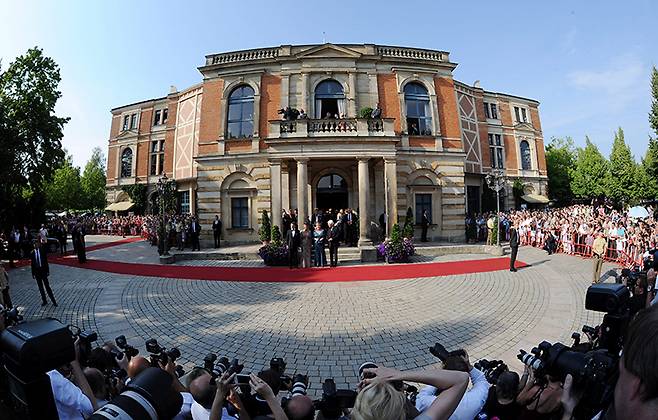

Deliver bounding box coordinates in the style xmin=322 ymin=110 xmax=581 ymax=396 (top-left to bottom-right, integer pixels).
xmin=314 ymin=80 xmax=345 ymax=119
xmin=120 ymin=148 xmax=133 ymax=178
xmin=404 ymin=82 xmax=432 ymax=136
xmin=520 ymin=140 xmax=532 ymax=170
xmin=227 ymin=85 xmax=254 ymax=139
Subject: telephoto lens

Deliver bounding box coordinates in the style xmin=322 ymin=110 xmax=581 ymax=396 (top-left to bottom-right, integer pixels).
xmin=90 ymin=367 xmax=183 ymax=420
xmin=291 ymin=374 xmax=309 ymax=397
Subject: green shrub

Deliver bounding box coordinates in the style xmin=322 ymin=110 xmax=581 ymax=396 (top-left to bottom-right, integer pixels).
xmin=359 ymin=107 xmax=374 ymax=119
xmin=259 ymin=210 xmax=271 ymax=242
xmin=271 ymin=225 xmax=282 ymax=246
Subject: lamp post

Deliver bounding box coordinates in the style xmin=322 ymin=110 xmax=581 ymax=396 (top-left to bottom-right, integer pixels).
xmin=157 ymin=173 xmax=169 ymax=256
xmin=485 ymin=170 xmax=505 ymax=248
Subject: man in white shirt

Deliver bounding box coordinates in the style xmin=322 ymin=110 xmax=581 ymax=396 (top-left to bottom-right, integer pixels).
xmin=47 ymin=338 xmax=98 ymax=419
xmin=416 ymin=353 xmax=490 ymax=420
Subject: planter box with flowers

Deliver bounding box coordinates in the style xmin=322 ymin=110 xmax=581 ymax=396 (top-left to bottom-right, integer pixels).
xmin=258 ymin=224 xmax=289 ymax=266
xmin=377 ymin=224 xmax=415 ymax=263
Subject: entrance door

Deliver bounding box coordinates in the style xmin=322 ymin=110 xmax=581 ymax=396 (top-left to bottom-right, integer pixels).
xmin=316 ymin=174 xmax=348 ymax=210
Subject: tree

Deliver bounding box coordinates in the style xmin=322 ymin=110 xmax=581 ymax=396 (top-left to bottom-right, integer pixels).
xmin=545 ymin=137 xmax=576 ymax=203
xmin=0 ymin=47 xmax=68 ymax=226
xmin=259 ymin=210 xmax=271 ymax=243
xmin=402 ymin=207 xmax=414 ymax=238
xmin=570 ymin=137 xmax=610 ymax=199
xmin=44 ymin=154 xmax=82 ymax=211
xmin=121 ymin=184 xmax=147 ymax=215
xmin=642 ymin=138 xmax=658 ymax=199
xmin=607 ymin=128 xmax=639 ymax=204
xmin=650 ymin=66 xmax=658 ymax=136
xmin=81 ymin=147 xmax=107 ymax=211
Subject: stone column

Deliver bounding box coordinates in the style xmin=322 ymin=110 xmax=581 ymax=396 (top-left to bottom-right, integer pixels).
xmin=358 ymin=158 xmax=371 ymax=246
xmin=296 ymin=158 xmax=309 ymax=226
xmin=384 ymin=158 xmax=398 ymax=237
xmin=270 ymin=160 xmax=282 ymax=232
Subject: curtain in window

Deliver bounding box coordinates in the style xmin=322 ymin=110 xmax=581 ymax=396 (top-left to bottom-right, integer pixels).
xmin=337 ymin=99 xmax=346 ymax=118
xmin=315 ymin=99 xmax=323 ymax=119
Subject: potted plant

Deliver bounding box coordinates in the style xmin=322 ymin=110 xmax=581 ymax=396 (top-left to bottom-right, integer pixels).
xmin=258 ymin=224 xmax=289 ymax=266
xmin=377 ymin=224 xmax=415 ymax=263
xmin=259 ymin=210 xmax=271 ymax=245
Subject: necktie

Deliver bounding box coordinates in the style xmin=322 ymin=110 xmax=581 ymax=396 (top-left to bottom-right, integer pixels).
xmin=36 ymin=250 xmax=41 ymax=267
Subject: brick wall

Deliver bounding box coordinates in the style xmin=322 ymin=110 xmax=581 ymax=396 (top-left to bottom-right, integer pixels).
xmin=198 ymin=79 xmax=224 ymax=146
xmin=434 ymin=77 xmax=462 ymax=149
xmin=136 ymin=142 xmax=149 ymax=178
xmin=377 ymin=74 xmax=401 ymax=133
xmin=139 ymin=108 xmax=153 ymax=134
xmin=530 ymin=106 xmax=542 ymax=133
xmin=536 ymin=137 xmax=547 ymax=172
xmin=110 ymin=115 xmax=121 ymax=139
xmin=259 ymin=74 xmax=281 ymax=141
xmin=164 ymin=97 xmax=178 ymax=175
xmin=107 ymin=147 xmax=117 ymax=181
xmin=498 ymin=100 xmax=513 ymax=126
xmin=503 ymin=134 xmax=518 ymax=171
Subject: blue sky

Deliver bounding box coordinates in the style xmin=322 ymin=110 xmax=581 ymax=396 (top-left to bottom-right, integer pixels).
xmin=1 ymin=0 xmax=656 ymax=168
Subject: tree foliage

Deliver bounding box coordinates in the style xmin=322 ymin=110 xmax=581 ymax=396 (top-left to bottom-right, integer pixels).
xmin=570 ymin=137 xmax=610 ymax=199
xmin=402 ymin=207 xmax=414 ymax=238
xmin=121 ymin=184 xmax=147 ymax=215
xmin=81 ymin=147 xmax=107 ymax=211
xmin=0 ymin=47 xmax=68 ymax=225
xmin=607 ymin=128 xmax=639 ymax=204
xmin=259 ymin=210 xmax=271 ymax=242
xmin=545 ymin=137 xmax=576 ymax=203
xmin=650 ymin=66 xmax=658 ymax=137
xmin=44 ymin=153 xmax=82 ymax=211
xmin=642 ymin=138 xmax=658 ymax=199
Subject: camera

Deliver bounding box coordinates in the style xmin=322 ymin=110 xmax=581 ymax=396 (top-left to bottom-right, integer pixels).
xmin=473 ymin=359 xmax=509 ymax=384
xmin=69 ymin=325 xmax=98 ymax=363
xmin=429 ymin=342 xmax=466 ymax=363
xmin=313 ymin=378 xmax=357 ymax=419
xmin=115 ymin=335 xmax=139 ymax=359
xmin=145 ymin=339 xmax=183 ymax=377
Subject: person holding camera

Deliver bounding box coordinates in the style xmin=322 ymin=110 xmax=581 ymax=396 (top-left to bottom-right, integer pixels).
xmin=416 ymin=350 xmax=490 ymax=420
xmin=561 ymin=304 xmax=658 ymax=420
xmin=352 ymin=366 xmax=468 ymax=420
xmin=188 ymin=369 xmax=239 ymax=420
xmin=480 ymin=371 xmax=522 ymax=419
xmin=47 ymin=337 xmax=98 ymax=419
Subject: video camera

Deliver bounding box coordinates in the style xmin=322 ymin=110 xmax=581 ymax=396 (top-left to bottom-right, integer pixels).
xmin=312 ymin=378 xmax=358 ymax=419
xmin=517 ymin=283 xmax=629 ymax=418
xmin=69 ymin=325 xmax=98 ymax=364
xmin=115 ymin=334 xmax=139 ymax=359
xmin=473 ymin=359 xmax=509 ymax=384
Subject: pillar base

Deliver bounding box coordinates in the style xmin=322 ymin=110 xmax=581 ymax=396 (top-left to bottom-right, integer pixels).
xmin=360 ymin=247 xmax=378 ymax=263
xmin=358 ymin=239 xmax=373 ymax=247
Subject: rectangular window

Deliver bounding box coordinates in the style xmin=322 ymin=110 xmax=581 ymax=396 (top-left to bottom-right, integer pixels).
xmin=162 ymin=108 xmax=168 ymax=125
xmin=514 ymin=106 xmax=528 ymax=123
xmin=514 ymin=107 xmax=520 ymax=123
xmin=466 ymin=186 xmax=480 ymax=215
xmin=179 ymin=191 xmax=190 ymax=214
xmin=521 ymin=108 xmax=527 ymax=123
xmin=153 ymin=110 xmax=161 ymax=126
xmin=415 ymin=194 xmax=432 ymax=224
xmin=122 ymin=115 xmax=129 ymax=131
xmin=488 ymin=133 xmax=504 ymax=168
xmin=484 ymin=102 xmax=490 ymax=119
xmin=490 ymin=103 xmax=498 ymax=119
xmin=130 ymin=113 xmax=137 ymax=129
xmin=149 ymin=140 xmax=165 ymax=176
xmin=231 ymin=198 xmax=249 ymax=228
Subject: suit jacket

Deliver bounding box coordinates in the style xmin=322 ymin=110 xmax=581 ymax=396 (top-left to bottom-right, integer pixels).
xmin=311 ymin=213 xmax=323 ymax=227
xmin=212 ymin=219 xmax=222 ymax=231
xmin=286 ymin=229 xmax=301 ymax=251
xmin=189 ymin=222 xmax=201 ymax=236
xmin=327 ymin=226 xmax=341 ymax=245
xmin=31 ymin=248 xmax=49 ymax=278
xmin=510 ymin=228 xmax=519 ymax=248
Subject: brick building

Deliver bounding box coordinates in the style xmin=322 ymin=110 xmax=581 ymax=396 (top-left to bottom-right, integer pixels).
xmin=106 ymin=44 xmax=548 ymax=245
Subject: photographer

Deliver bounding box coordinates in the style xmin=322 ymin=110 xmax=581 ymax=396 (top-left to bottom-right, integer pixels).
xmin=47 ymin=337 xmax=98 ymax=419
xmin=352 ymin=366 xmax=468 ymax=420
xmin=189 ymin=369 xmax=239 ymax=420
xmin=480 ymin=371 xmax=521 ymax=419
xmin=561 ymin=305 xmax=658 ymax=420
xmin=416 ymin=351 xmax=490 ymax=420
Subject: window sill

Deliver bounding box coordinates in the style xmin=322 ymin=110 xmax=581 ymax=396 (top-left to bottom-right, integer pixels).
xmin=227 ymin=227 xmax=254 ymax=232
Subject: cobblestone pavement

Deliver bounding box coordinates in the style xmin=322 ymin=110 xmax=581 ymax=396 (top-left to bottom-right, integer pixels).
xmin=6 ymin=240 xmax=616 ymax=395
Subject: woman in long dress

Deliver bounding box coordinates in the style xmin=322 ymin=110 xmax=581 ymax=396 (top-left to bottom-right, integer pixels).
xmin=313 ymin=222 xmax=327 ymax=267
xmin=300 ymin=222 xmax=313 ymax=268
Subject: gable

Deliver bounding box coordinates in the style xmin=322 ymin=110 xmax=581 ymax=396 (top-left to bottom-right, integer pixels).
xmin=295 ymin=44 xmax=362 ymax=59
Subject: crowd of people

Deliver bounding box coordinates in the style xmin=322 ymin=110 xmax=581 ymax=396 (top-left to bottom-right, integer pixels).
xmin=1 ymin=301 xmax=656 ymax=420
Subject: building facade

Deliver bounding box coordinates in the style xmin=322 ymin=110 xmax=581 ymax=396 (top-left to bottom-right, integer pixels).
xmin=106 ymin=44 xmax=548 ymax=245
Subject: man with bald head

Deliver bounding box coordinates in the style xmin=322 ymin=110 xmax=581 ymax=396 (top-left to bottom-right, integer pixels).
xmin=127 ymin=355 xmax=151 ymax=381
xmin=284 ymin=394 xmax=314 ymax=420
xmin=188 ymin=368 xmax=237 ymax=419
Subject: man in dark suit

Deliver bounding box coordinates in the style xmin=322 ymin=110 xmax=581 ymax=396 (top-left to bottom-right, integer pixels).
xmin=189 ymin=217 xmax=201 ymax=251
xmin=327 ymin=220 xmax=341 ymax=267
xmin=421 ymin=210 xmax=430 ymax=242
xmin=30 ymin=241 xmax=57 ymax=306
xmin=311 ymin=209 xmax=323 ymax=229
xmin=286 ymin=222 xmax=301 ymax=269
xmin=509 ymin=222 xmax=519 ymax=272
xmin=212 ymin=215 xmax=222 ymax=248
xmin=343 ymin=209 xmax=357 ymax=246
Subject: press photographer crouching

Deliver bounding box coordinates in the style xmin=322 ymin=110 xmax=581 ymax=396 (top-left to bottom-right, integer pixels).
xmin=415 ymin=344 xmax=490 ymax=420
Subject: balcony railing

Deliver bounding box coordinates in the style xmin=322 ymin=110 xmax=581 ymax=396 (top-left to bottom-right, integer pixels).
xmin=268 ymin=118 xmax=396 ymax=139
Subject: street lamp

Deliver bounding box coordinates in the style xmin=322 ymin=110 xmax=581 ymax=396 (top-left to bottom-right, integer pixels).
xmin=485 ymin=169 xmax=505 ymax=248
xmin=157 ymin=172 xmax=169 ymax=256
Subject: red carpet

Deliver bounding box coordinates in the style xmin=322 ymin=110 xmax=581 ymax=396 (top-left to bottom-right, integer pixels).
xmin=52 ymin=256 xmax=528 ymax=283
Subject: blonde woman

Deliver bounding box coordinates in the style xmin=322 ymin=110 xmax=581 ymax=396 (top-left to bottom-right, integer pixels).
xmin=351 ymin=366 xmax=468 ymax=420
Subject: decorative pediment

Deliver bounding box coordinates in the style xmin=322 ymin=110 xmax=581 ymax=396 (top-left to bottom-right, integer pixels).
xmin=514 ymin=122 xmax=535 ymax=132
xmin=295 ymin=44 xmax=362 ymax=59
xmin=115 ymin=129 xmax=138 ymax=140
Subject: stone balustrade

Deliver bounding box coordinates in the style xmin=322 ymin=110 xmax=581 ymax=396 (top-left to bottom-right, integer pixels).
xmin=377 ymin=46 xmax=447 ymax=62
xmin=268 ymin=118 xmax=396 ymax=139
xmin=206 ymin=47 xmax=280 ymax=66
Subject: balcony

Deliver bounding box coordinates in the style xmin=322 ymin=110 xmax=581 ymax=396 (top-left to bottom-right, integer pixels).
xmin=268 ymin=118 xmax=396 ymax=139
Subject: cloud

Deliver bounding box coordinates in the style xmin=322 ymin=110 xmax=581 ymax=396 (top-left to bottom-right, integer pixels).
xmin=567 ymin=53 xmax=646 ymax=96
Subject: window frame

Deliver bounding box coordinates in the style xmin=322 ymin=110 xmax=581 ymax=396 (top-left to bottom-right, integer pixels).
xmin=513 ymin=106 xmax=529 ymax=124
xmin=484 ymin=102 xmax=498 ymax=120
xmin=520 ymin=140 xmax=532 ymax=170
xmin=153 ymin=110 xmax=162 ymax=126
xmin=149 ymin=139 xmax=165 ymax=176
xmin=414 ymin=193 xmax=432 ymax=225
xmin=120 ymin=148 xmax=133 ymax=178
xmin=404 ymin=82 xmax=433 ymax=136
xmin=231 ymin=197 xmax=250 ymax=228
xmin=122 ymin=115 xmax=130 ymax=131
xmin=226 ymin=85 xmax=255 ymax=139
xmin=488 ymin=133 xmax=505 ymax=169
xmin=130 ymin=113 xmax=138 ymax=130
